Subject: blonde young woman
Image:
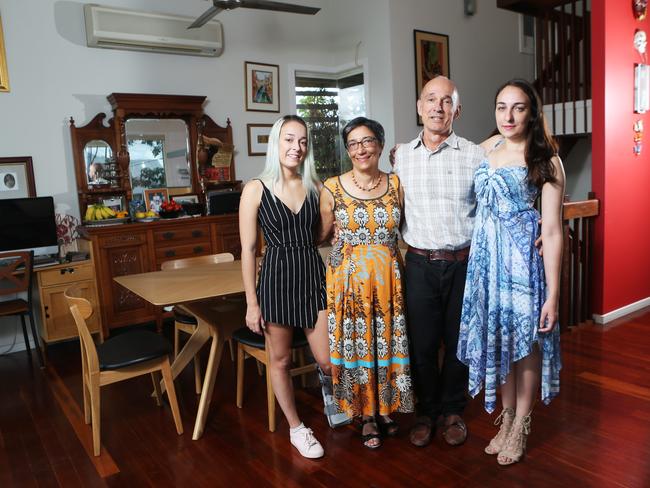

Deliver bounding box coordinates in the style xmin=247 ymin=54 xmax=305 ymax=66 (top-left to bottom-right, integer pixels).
xmin=457 ymin=79 xmax=565 ymax=465
xmin=239 ymin=115 xmax=330 ymax=459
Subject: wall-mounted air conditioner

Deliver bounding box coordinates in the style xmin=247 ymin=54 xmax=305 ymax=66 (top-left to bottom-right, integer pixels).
xmin=83 ymin=4 xmax=223 ymax=57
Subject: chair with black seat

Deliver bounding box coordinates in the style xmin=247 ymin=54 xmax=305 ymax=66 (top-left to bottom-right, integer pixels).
xmin=64 ymin=285 xmax=183 ymax=456
xmin=234 ymin=326 xmax=317 ymax=432
xmin=161 ymin=252 xmax=241 ymax=394
xmin=0 ymin=251 xmax=44 ymax=367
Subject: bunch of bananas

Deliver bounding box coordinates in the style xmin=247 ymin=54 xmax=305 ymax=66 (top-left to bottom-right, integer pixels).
xmin=84 ymin=204 xmax=117 ymax=221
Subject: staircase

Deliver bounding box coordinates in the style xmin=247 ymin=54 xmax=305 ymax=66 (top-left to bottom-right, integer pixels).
xmin=498 ymin=0 xmax=592 ymax=137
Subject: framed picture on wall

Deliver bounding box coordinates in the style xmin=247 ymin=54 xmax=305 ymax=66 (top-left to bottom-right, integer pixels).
xmin=144 ymin=188 xmax=169 ymax=213
xmin=0 ymin=157 xmax=36 ymax=199
xmin=0 ymin=15 xmax=9 ymax=92
xmin=247 ymin=123 xmax=273 ymax=156
xmin=414 ymin=30 xmax=450 ymax=125
xmin=245 ymin=61 xmax=280 ymax=112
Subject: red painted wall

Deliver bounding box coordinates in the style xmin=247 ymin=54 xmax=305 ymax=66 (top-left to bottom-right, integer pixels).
xmin=591 ymin=0 xmax=650 ymax=315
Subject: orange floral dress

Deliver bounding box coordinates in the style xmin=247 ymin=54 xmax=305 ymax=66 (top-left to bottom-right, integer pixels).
xmin=324 ymin=174 xmax=414 ymax=418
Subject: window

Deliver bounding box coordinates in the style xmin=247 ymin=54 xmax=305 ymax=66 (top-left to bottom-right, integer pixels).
xmin=295 ymin=72 xmax=365 ymax=180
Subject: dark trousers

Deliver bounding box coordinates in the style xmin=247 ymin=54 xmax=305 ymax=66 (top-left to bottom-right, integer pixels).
xmin=405 ymin=251 xmax=469 ymax=419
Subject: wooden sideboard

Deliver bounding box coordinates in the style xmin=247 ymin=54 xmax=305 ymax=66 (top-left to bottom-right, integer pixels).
xmin=79 ymin=214 xmax=240 ymax=336
xmin=35 ymin=259 xmax=102 ymax=343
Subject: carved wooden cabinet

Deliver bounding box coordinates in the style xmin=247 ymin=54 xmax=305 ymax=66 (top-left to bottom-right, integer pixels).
xmin=80 ymin=214 xmax=240 ymax=336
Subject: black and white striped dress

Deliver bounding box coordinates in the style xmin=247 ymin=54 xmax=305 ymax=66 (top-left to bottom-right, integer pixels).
xmin=256 ymin=180 xmax=326 ymax=328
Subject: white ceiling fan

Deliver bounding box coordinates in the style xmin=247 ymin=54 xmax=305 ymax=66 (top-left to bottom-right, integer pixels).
xmin=189 ymin=0 xmax=321 ymax=29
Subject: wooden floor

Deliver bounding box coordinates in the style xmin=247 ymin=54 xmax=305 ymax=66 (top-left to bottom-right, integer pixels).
xmin=1 ymin=310 xmax=650 ymax=488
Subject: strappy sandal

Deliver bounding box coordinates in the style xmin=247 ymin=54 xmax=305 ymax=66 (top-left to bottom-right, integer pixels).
xmin=485 ymin=407 xmax=515 ymax=455
xmin=378 ymin=416 xmax=399 ymax=437
xmin=361 ymin=417 xmax=382 ymax=449
xmin=497 ymin=414 xmax=532 ymax=465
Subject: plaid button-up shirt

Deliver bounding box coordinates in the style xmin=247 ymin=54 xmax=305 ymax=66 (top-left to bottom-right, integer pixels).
xmin=393 ymin=131 xmax=485 ymax=251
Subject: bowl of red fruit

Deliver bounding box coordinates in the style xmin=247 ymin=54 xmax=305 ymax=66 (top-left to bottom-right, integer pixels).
xmin=159 ymin=200 xmax=184 ymax=219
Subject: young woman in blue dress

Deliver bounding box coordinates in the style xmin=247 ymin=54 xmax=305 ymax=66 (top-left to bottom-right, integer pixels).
xmin=457 ymin=79 xmax=565 ymax=465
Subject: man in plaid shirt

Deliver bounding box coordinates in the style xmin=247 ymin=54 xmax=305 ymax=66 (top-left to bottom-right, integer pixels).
xmin=393 ymin=76 xmax=484 ymax=448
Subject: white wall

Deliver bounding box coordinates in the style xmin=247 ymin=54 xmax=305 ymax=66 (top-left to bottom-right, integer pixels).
xmin=564 ymin=138 xmax=593 ymax=201
xmin=388 ymin=0 xmax=535 ymax=145
xmin=0 ymin=0 xmax=534 ymax=351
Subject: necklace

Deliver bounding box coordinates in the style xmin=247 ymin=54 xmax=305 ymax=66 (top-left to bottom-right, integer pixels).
xmin=351 ymin=172 xmax=382 ymax=192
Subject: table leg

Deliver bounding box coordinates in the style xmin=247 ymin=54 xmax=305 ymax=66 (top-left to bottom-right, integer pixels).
xmin=157 ymin=315 xmax=211 ymax=397
xmin=170 ymin=318 xmax=211 ymax=379
xmin=192 ymin=320 xmax=225 ymax=440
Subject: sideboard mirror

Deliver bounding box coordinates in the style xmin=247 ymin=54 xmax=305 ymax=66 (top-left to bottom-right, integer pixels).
xmin=125 ymin=118 xmax=192 ymax=200
xmin=70 ymin=93 xmax=237 ymax=218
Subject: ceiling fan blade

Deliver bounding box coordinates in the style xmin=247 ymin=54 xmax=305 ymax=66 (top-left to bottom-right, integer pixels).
xmin=187 ymin=6 xmax=224 ymax=29
xmin=226 ymin=0 xmax=320 ymax=15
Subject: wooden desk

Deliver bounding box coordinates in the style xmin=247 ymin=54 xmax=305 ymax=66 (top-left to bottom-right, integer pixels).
xmin=114 ymin=260 xmax=247 ymax=440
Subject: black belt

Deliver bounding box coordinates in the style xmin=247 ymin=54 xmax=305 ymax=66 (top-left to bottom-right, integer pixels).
xmin=407 ymin=246 xmax=470 ymax=262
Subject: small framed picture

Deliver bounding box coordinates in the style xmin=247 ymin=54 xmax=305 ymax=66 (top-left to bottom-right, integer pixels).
xmin=0 ymin=156 xmax=36 ymax=199
xmin=172 ymin=194 xmax=199 ymax=204
xmin=247 ymin=124 xmax=273 ymax=156
xmin=245 ymin=61 xmax=280 ymax=112
xmin=102 ymin=196 xmax=123 ymax=212
xmin=414 ymin=30 xmax=450 ymax=125
xmin=0 ymin=15 xmax=9 ymax=92
xmin=144 ymin=188 xmax=169 ymax=213
xmin=518 ymin=15 xmax=535 ymax=55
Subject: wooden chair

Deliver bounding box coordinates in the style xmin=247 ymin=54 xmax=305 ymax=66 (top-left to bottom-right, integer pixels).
xmin=161 ymin=252 xmax=242 ymax=394
xmin=0 ymin=251 xmax=44 ymax=367
xmin=233 ymin=327 xmax=317 ymax=432
xmin=64 ymin=286 xmax=183 ymax=456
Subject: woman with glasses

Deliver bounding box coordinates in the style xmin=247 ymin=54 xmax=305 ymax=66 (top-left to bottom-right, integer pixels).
xmin=319 ymin=117 xmax=414 ymax=449
xmin=239 ymin=115 xmax=330 ymax=459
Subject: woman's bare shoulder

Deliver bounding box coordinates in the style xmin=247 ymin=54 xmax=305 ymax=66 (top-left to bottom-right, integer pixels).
xmin=479 ymin=134 xmax=503 ymax=152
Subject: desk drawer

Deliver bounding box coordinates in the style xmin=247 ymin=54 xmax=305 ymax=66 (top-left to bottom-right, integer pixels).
xmin=39 ymin=264 xmax=94 ymax=287
xmin=155 ymin=241 xmax=211 ymax=262
xmin=153 ymin=224 xmax=210 ymax=244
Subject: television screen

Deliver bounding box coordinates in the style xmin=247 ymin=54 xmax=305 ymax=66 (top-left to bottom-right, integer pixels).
xmin=0 ymin=197 xmax=58 ymax=255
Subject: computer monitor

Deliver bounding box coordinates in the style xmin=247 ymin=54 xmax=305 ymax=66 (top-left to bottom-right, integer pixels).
xmin=207 ymin=189 xmax=241 ymax=215
xmin=0 ymin=196 xmax=59 ymax=256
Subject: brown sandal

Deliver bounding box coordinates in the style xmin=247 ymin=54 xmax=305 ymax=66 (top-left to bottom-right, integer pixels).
xmin=485 ymin=407 xmax=515 ymax=455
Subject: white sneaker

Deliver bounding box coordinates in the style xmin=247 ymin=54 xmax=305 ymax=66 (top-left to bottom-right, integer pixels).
xmin=290 ymin=426 xmax=324 ymax=459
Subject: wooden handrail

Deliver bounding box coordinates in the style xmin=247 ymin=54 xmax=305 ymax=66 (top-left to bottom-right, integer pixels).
xmin=559 ymin=195 xmax=599 ymax=331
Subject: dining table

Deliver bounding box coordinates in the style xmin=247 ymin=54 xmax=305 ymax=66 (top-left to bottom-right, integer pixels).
xmin=114 ymin=259 xmax=251 ymax=440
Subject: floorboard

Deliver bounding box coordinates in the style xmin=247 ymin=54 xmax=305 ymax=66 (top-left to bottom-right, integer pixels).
xmin=0 ymin=311 xmax=649 ymax=487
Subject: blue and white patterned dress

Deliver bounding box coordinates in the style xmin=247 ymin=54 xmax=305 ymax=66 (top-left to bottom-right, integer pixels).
xmin=457 ymin=159 xmax=561 ymax=413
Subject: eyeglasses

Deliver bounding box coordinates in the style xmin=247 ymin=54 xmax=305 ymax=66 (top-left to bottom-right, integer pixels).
xmin=346 ymin=136 xmax=378 ymax=152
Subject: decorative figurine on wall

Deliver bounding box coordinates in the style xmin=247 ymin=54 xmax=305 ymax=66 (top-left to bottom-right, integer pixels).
xmin=634 ymin=29 xmax=647 ymax=61
xmin=634 ymin=120 xmax=643 ymax=155
xmin=634 ymin=0 xmax=648 ymax=21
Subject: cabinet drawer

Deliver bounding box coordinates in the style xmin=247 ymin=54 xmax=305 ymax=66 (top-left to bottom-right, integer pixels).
xmin=153 ymin=224 xmax=210 ymax=244
xmin=39 ymin=264 xmax=94 ymax=287
xmin=155 ymin=241 xmax=211 ymax=262
xmin=212 ymin=219 xmax=238 ymax=234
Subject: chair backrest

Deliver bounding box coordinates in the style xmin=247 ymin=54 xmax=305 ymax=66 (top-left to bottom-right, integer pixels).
xmin=0 ymin=251 xmax=33 ymax=299
xmin=64 ymin=285 xmax=100 ymax=374
xmin=161 ymin=252 xmax=234 ymax=270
